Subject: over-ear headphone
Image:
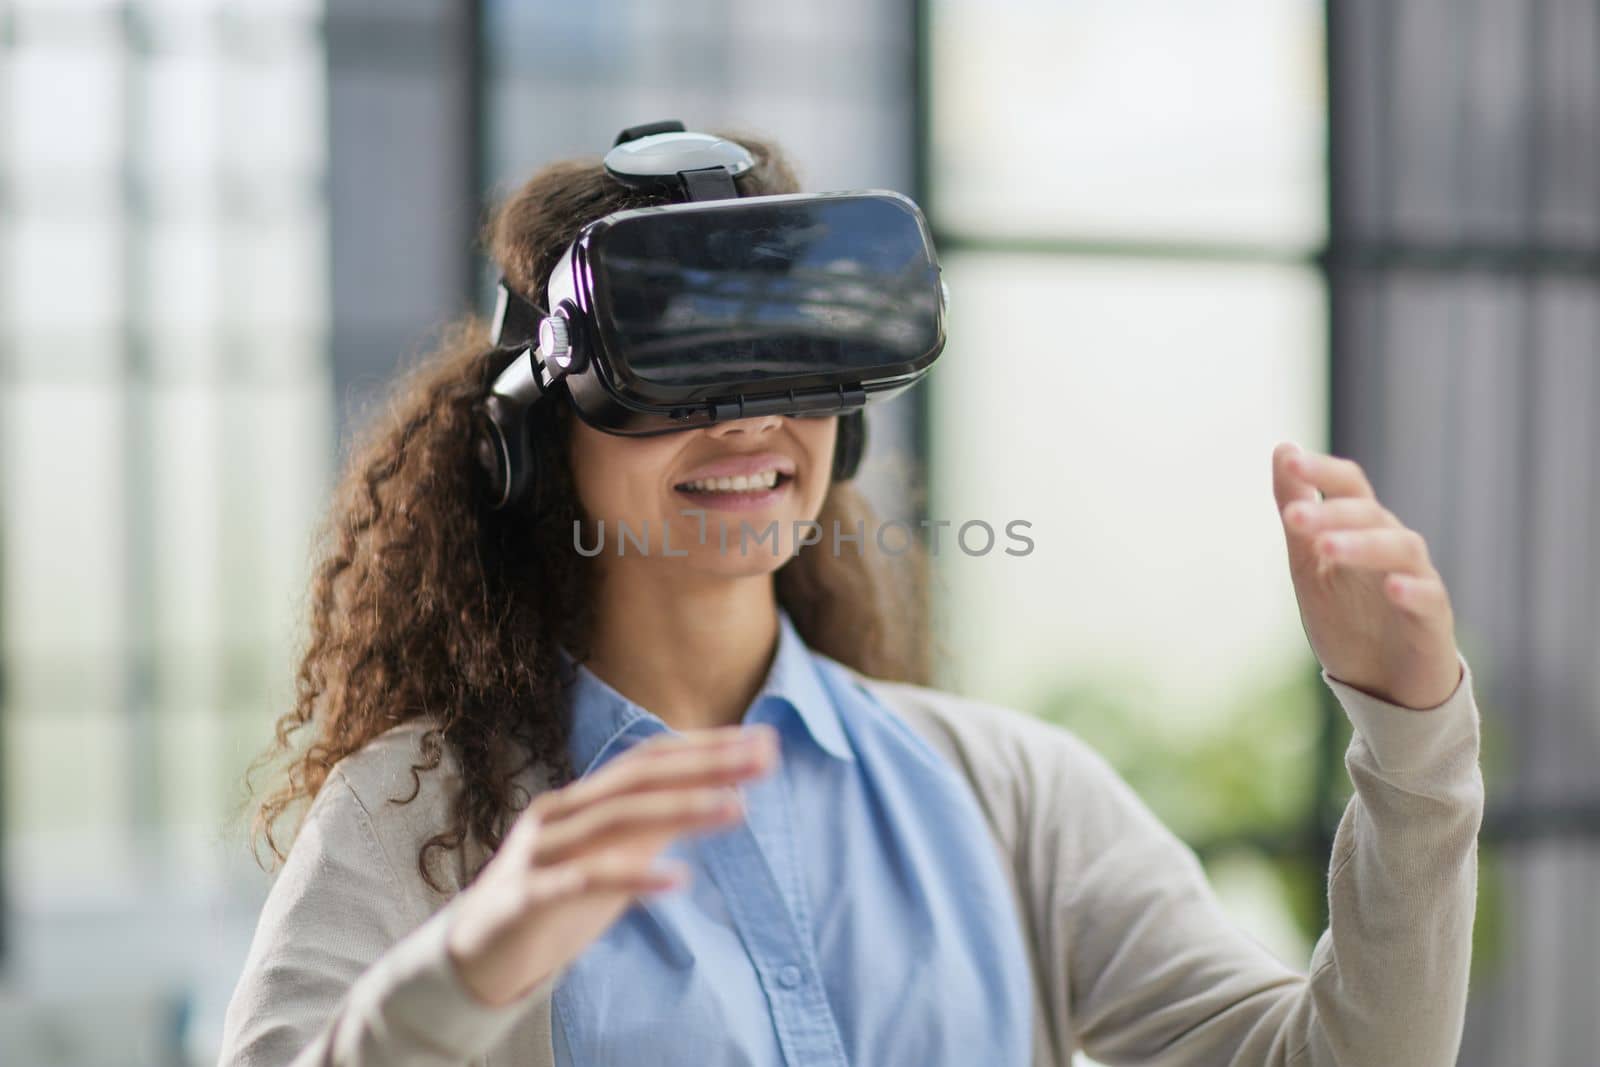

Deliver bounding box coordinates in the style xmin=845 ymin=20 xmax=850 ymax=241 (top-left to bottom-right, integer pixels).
xmin=834 ymin=409 xmax=867 ymax=485
xmin=473 ymin=381 xmax=540 ymax=513
xmin=475 ymin=388 xmax=867 ymax=513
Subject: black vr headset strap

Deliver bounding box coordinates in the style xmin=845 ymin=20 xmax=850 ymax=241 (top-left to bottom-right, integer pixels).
xmin=489 ymin=276 xmax=544 ymax=351
xmin=613 ymin=120 xmax=687 ymax=146
xmin=679 ymin=165 xmax=738 ymax=202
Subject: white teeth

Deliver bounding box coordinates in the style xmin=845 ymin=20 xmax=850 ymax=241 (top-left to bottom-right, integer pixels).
xmin=679 ymin=470 xmax=784 ymax=492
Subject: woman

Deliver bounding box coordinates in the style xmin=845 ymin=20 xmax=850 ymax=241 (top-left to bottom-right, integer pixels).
xmin=221 ymin=131 xmax=1484 ymax=1067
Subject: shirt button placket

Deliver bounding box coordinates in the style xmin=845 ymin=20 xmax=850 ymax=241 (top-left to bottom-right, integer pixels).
xmin=699 ymin=776 xmax=848 ymax=1065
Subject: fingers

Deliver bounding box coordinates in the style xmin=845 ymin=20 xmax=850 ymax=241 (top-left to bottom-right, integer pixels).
xmin=1278 ymin=445 xmax=1376 ymax=501
xmin=1282 ymin=496 xmax=1399 ymax=536
xmin=500 ymin=801 xmax=546 ymax=864
xmin=535 ymin=725 xmax=777 ymax=822
xmin=532 ymin=787 xmax=746 ymax=866
xmin=520 ymin=862 xmax=591 ymax=903
xmin=1311 ymin=525 xmax=1436 ymax=579
xmin=1382 ymin=572 xmax=1453 ymax=620
xmin=1272 ymin=442 xmax=1320 ymax=510
xmin=512 ymin=726 xmax=776 ymax=868
xmin=1273 ymin=445 xmax=1453 ymax=628
xmin=1274 ymin=447 xmax=1437 ymax=579
xmin=1276 ymin=446 xmax=1417 ymax=575
xmin=581 ymin=851 xmax=690 ymax=894
xmin=528 ymin=853 xmax=690 ymax=904
xmin=497 ymin=799 xmax=699 ymax=914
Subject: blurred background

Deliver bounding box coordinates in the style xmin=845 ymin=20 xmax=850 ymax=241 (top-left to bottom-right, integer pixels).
xmin=1 ymin=0 xmax=1596 ymax=1064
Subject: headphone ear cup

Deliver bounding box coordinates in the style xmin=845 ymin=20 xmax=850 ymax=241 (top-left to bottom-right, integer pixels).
xmin=477 ymin=396 xmax=537 ymax=510
xmin=832 ymin=410 xmax=867 ymax=482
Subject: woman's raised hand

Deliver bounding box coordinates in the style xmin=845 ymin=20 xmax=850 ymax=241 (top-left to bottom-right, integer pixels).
xmin=446 ymin=723 xmax=779 ymax=1007
xmin=1272 ymin=442 xmax=1463 ymax=710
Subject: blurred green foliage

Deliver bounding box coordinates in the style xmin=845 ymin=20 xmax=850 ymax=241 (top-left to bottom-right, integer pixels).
xmin=1028 ymin=656 xmax=1507 ymax=964
xmin=1031 ymin=659 xmax=1322 ymax=848
xmin=1029 ymin=659 xmax=1325 ymax=940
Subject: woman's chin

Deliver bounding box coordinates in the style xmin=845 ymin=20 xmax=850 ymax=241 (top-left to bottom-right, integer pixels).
xmin=678 ymin=548 xmax=795 ymax=580
xmin=651 ymin=506 xmax=820 ymax=574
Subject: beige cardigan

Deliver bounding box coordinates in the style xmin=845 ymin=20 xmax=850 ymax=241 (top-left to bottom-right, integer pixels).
xmin=219 ymin=655 xmax=1483 ymax=1067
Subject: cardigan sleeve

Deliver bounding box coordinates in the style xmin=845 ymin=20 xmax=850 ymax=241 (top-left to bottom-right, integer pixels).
xmin=1047 ymin=652 xmax=1484 ymax=1067
xmin=216 ymin=765 xmax=564 ymax=1067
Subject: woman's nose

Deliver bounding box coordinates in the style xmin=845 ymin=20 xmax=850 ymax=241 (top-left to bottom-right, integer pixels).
xmin=703 ymin=414 xmax=783 ymax=439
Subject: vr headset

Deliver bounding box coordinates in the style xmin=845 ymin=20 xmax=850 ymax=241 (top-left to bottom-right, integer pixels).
xmin=476 ymin=120 xmax=949 ymax=510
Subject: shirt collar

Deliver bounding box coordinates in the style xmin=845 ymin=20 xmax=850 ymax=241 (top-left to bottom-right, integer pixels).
xmin=560 ymin=609 xmax=856 ymax=777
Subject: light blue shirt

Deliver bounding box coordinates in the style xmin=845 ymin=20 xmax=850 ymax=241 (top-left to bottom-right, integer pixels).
xmin=551 ymin=611 xmax=1032 ymax=1065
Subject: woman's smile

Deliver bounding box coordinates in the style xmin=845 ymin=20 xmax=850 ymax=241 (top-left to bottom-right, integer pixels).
xmin=671 ymin=449 xmax=799 ymax=512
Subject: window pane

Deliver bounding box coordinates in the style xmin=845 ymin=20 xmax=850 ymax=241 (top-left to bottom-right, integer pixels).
xmin=1 ymin=384 xmax=127 ymax=654
xmin=931 ymin=0 xmax=1327 ymax=248
xmin=484 ymin=0 xmax=914 ymax=202
xmin=0 ymin=4 xmax=332 ymax=1059
xmin=143 ymin=50 xmax=223 ymax=183
xmin=222 ymin=31 xmax=326 ymax=181
xmin=7 ymin=40 xmax=122 ymax=174
xmin=7 ymin=707 xmax=132 ymax=900
xmin=929 ymin=254 xmax=1327 ymax=714
xmin=222 ymin=212 xmax=329 ymax=348
xmin=6 ymin=217 xmax=124 ymax=335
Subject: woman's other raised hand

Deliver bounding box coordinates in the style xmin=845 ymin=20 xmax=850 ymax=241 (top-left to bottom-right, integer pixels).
xmin=446 ymin=723 xmax=779 ymax=1006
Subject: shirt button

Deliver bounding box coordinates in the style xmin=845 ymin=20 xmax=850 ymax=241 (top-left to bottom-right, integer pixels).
xmin=778 ymin=965 xmax=803 ymax=989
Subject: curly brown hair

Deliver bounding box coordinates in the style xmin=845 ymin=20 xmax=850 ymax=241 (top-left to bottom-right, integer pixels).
xmin=250 ymin=129 xmax=932 ymax=891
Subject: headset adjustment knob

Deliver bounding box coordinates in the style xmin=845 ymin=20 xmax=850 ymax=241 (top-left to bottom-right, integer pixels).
xmin=538 ymin=314 xmax=572 ymax=367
